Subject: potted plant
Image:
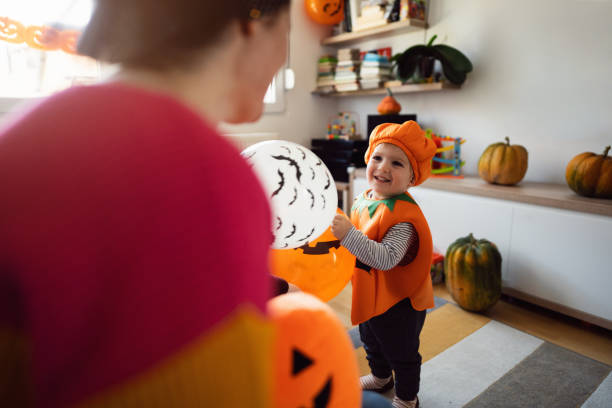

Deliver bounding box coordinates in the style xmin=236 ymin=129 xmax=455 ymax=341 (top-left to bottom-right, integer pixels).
xmin=391 ymin=34 xmax=473 ymax=85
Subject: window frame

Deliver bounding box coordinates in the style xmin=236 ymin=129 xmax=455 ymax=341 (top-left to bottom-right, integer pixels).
xmin=263 ymin=69 xmax=285 ymax=113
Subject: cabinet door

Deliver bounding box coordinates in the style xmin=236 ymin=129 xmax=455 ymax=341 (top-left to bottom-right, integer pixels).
xmin=410 ymin=187 xmax=514 ymax=282
xmin=509 ymin=203 xmax=612 ymax=322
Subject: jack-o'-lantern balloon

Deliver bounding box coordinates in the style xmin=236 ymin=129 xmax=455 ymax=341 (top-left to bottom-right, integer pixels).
xmin=270 ymin=208 xmax=355 ymax=302
xmin=305 ymin=0 xmax=345 ymax=25
xmin=269 ymin=292 xmax=361 ymax=408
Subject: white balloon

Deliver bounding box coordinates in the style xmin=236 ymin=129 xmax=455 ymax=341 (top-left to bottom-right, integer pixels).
xmin=242 ymin=141 xmax=338 ymax=249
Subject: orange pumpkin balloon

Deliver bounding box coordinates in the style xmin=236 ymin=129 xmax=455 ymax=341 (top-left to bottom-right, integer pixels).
xmin=0 ymin=17 xmax=25 ymax=44
xmin=269 ymin=208 xmax=355 ymax=302
xmin=25 ymin=25 xmax=61 ymax=51
xmin=268 ymin=292 xmax=361 ymax=408
xmin=60 ymin=30 xmax=81 ymax=54
xmin=305 ymin=0 xmax=345 ymax=25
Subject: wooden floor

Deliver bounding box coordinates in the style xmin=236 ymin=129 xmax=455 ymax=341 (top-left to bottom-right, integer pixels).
xmin=327 ymin=283 xmax=612 ymax=366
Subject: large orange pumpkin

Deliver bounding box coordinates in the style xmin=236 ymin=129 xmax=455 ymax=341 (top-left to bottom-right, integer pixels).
xmin=268 ymin=292 xmax=361 ymax=408
xmin=478 ymin=137 xmax=528 ymax=185
xmin=565 ymin=145 xmax=612 ymax=199
xmin=269 ymin=209 xmax=355 ymax=302
xmin=305 ymin=0 xmax=345 ymax=25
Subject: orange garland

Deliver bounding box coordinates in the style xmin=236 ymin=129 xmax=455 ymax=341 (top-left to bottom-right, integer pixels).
xmin=0 ymin=16 xmax=80 ymax=54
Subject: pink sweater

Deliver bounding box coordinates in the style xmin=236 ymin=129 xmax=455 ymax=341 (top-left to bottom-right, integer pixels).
xmin=0 ymin=83 xmax=272 ymax=407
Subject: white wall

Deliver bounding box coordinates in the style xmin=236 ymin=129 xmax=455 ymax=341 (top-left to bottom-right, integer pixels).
xmin=332 ymin=0 xmax=612 ymax=183
xmin=221 ymin=2 xmax=338 ymax=148
xmin=230 ymin=0 xmax=612 ymax=184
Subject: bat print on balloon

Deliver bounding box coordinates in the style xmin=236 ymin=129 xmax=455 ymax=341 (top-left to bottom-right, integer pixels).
xmin=242 ymin=141 xmax=338 ymax=249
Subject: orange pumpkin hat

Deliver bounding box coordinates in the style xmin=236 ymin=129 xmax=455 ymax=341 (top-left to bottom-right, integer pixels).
xmin=364 ymin=120 xmax=437 ymax=186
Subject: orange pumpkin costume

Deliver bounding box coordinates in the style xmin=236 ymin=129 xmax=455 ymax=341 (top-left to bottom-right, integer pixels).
xmin=350 ymin=191 xmax=434 ymax=325
xmin=346 ymin=120 xmax=437 ymax=402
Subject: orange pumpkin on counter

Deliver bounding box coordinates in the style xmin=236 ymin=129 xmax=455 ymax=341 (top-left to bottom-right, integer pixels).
xmin=377 ymin=88 xmax=402 ymax=115
xmin=565 ymin=145 xmax=612 ymax=199
xmin=478 ymin=137 xmax=528 ymax=185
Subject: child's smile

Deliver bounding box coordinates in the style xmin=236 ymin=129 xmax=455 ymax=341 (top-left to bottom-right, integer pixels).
xmin=367 ymin=143 xmax=414 ymax=199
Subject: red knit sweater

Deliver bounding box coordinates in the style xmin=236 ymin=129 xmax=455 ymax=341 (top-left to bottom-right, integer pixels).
xmin=0 ymin=83 xmax=273 ymax=407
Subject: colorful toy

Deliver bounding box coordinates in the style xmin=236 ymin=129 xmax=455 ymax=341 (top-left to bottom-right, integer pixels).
xmin=430 ymin=251 xmax=444 ymax=284
xmin=242 ymin=141 xmax=337 ymax=249
xmin=269 ymin=208 xmax=356 ymax=302
xmin=304 ymin=0 xmax=345 ymax=25
xmin=425 ymin=129 xmax=465 ymax=177
xmin=327 ymin=111 xmax=358 ymax=140
xmin=268 ymin=292 xmax=361 ymax=408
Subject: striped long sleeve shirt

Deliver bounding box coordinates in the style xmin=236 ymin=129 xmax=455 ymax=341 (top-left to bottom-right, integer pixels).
xmin=341 ymin=222 xmax=418 ymax=270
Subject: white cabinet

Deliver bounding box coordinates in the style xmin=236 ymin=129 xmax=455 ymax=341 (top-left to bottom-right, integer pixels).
xmin=409 ymin=187 xmax=514 ymax=281
xmin=408 ymin=185 xmax=612 ymax=329
xmin=508 ymin=204 xmax=612 ymax=325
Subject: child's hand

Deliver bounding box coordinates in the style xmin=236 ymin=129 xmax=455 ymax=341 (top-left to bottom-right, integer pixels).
xmin=331 ymin=214 xmax=353 ymax=241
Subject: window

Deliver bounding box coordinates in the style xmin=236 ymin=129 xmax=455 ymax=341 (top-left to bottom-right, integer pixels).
xmin=263 ymin=69 xmax=285 ymax=113
xmin=0 ymin=1 xmax=98 ymax=112
xmin=0 ymin=1 xmax=285 ymax=114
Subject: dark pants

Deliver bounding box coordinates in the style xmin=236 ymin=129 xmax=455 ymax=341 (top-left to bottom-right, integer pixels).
xmin=359 ymin=297 xmax=426 ymax=401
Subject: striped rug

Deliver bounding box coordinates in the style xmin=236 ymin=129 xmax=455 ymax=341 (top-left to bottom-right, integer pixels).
xmin=348 ymin=298 xmax=612 ymax=408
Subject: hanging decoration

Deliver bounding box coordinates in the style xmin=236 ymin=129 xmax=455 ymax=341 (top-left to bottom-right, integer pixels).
xmin=0 ymin=16 xmax=80 ymax=54
xmin=304 ymin=0 xmax=345 ymax=25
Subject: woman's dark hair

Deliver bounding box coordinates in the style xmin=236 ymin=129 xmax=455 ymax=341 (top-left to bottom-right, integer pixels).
xmin=78 ymin=0 xmax=290 ymax=69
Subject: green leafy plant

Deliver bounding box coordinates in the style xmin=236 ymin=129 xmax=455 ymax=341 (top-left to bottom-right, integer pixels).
xmin=391 ymin=34 xmax=473 ymax=85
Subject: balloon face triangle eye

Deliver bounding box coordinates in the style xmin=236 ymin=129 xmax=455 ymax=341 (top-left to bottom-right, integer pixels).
xmin=314 ymin=377 xmax=332 ymax=408
xmin=292 ymin=347 xmax=313 ymax=375
xmin=291 ymin=347 xmax=333 ymax=407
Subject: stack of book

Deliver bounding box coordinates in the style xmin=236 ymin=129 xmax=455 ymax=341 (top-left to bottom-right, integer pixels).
xmin=315 ymin=55 xmax=337 ymax=94
xmin=334 ymin=48 xmax=361 ymax=92
xmin=359 ymin=52 xmax=393 ymax=89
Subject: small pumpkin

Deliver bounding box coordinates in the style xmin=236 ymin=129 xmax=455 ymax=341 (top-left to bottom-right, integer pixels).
xmin=445 ymin=233 xmax=502 ymax=312
xmin=565 ymin=145 xmax=612 ymax=199
xmin=377 ymin=88 xmax=402 ymax=115
xmin=304 ymin=0 xmax=344 ymax=25
xmin=478 ymin=137 xmax=528 ymax=185
xmin=268 ymin=292 xmax=361 ymax=408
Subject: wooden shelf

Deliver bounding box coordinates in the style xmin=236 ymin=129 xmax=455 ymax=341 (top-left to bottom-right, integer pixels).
xmin=312 ymin=82 xmax=459 ymax=97
xmin=421 ymin=176 xmax=612 ymax=217
xmin=352 ymin=171 xmax=612 ymax=217
xmin=321 ymin=19 xmax=428 ymax=46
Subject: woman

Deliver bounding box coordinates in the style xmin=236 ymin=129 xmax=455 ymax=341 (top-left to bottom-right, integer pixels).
xmin=0 ymin=0 xmax=290 ymax=406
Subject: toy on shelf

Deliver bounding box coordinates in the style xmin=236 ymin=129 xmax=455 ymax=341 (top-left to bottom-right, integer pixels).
xmin=430 ymin=251 xmax=444 ymax=284
xmin=426 ymin=128 xmax=465 ymax=177
xmin=327 ymin=111 xmax=360 ymax=140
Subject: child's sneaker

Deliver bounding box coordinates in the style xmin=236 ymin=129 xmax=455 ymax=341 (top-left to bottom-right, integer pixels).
xmin=392 ymin=396 xmax=419 ymax=408
xmin=359 ymin=374 xmax=394 ymax=393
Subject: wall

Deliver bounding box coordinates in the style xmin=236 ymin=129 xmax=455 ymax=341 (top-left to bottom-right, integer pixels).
xmin=229 ymin=0 xmax=612 ymax=184
xmin=3 ymin=1 xmax=610 ymax=184
xmin=332 ymin=0 xmax=612 ymax=183
xmin=220 ymin=2 xmax=338 ymax=148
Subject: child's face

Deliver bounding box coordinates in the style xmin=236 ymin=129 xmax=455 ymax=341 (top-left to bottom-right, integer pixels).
xmin=366 ymin=143 xmax=414 ymax=199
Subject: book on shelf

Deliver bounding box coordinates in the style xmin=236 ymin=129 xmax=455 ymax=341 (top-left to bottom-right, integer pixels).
xmin=335 ymin=82 xmax=360 ymax=92
xmin=315 ymin=85 xmax=336 ymax=94
xmin=383 ymin=79 xmax=403 ymax=87
xmin=360 ymin=79 xmax=384 ymax=90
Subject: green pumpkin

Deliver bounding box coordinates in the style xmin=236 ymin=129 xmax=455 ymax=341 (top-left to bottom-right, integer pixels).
xmin=444 ymin=234 xmax=502 ymax=312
